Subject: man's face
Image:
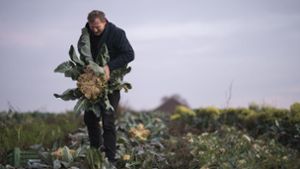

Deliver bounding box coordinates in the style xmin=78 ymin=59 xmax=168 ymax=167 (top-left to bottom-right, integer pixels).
xmin=88 ymin=18 xmax=106 ymax=36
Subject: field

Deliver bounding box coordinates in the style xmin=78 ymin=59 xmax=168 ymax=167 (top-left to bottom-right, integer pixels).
xmin=0 ymin=102 xmax=300 ymax=169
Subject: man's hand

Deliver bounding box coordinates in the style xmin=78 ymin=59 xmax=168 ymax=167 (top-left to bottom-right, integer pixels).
xmin=104 ymin=64 xmax=110 ymax=81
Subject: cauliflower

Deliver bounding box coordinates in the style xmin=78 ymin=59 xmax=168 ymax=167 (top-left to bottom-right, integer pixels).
xmin=76 ymin=66 xmax=107 ymax=100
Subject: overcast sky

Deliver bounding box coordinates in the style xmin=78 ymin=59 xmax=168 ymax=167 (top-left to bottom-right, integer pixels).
xmin=0 ymin=0 xmax=299 ymax=113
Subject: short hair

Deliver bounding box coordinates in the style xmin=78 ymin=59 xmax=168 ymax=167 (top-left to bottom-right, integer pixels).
xmin=87 ymin=10 xmax=106 ymax=23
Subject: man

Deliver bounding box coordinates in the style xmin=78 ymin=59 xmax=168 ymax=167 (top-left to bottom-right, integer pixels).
xmin=77 ymin=10 xmax=135 ymax=164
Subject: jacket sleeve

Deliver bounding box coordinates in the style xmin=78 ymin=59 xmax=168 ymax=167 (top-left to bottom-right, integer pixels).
xmin=107 ymin=29 xmax=135 ymax=71
xmin=77 ymin=28 xmax=93 ymax=64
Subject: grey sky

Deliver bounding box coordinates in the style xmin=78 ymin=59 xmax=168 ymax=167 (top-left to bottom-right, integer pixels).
xmin=0 ymin=0 xmax=299 ymax=113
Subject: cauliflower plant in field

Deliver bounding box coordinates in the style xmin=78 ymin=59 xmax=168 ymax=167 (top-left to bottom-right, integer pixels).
xmin=129 ymin=123 xmax=150 ymax=141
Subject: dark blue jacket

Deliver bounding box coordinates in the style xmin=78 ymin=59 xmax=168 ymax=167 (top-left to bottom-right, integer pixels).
xmin=84 ymin=19 xmax=135 ymax=71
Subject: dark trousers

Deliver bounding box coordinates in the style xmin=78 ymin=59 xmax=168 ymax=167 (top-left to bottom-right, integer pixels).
xmin=83 ymin=90 xmax=120 ymax=162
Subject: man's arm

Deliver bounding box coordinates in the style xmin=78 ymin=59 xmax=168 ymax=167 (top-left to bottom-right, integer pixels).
xmin=107 ymin=29 xmax=135 ymax=71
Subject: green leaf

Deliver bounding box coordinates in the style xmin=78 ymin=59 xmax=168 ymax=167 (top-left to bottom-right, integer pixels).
xmin=64 ymin=68 xmax=81 ymax=80
xmin=87 ymin=60 xmax=105 ymax=76
xmin=53 ymin=159 xmax=61 ymax=169
xmin=78 ymin=27 xmax=94 ymax=65
xmin=62 ymin=146 xmax=74 ymax=162
xmin=54 ymin=61 xmax=74 ymax=73
xmin=74 ymin=97 xmax=88 ymax=116
xmin=89 ymin=103 xmax=102 ymax=118
xmin=102 ymin=95 xmax=114 ymax=115
xmin=53 ymin=88 xmax=82 ymax=100
xmin=121 ymin=82 xmax=132 ymax=93
xmin=95 ymin=43 xmax=110 ymax=66
xmin=110 ymin=65 xmax=131 ymax=83
xmin=124 ymin=66 xmax=131 ymax=74
xmin=54 ymin=61 xmax=81 ymax=80
xmin=69 ymin=45 xmax=85 ymax=66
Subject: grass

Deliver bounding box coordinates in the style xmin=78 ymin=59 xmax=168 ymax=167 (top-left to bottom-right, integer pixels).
xmin=0 ymin=110 xmax=84 ymax=163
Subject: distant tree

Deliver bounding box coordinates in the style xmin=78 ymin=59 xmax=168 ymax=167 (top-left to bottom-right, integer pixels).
xmin=154 ymin=94 xmax=189 ymax=114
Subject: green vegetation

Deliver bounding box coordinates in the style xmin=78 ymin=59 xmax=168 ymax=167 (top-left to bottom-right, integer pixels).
xmin=0 ymin=111 xmax=84 ymax=163
xmin=0 ymin=102 xmax=299 ymax=168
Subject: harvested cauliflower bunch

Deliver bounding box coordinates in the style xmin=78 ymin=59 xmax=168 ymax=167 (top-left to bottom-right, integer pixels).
xmin=76 ymin=66 xmax=107 ymax=100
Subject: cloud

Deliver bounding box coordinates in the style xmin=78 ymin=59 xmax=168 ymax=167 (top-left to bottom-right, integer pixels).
xmin=127 ymin=20 xmax=240 ymax=42
xmin=0 ymin=25 xmax=78 ymax=49
xmin=128 ymin=12 xmax=300 ymax=42
xmin=0 ymin=30 xmax=46 ymax=48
